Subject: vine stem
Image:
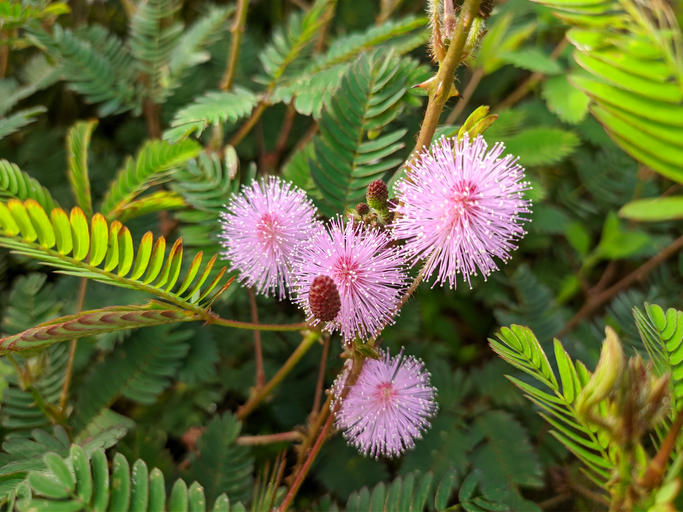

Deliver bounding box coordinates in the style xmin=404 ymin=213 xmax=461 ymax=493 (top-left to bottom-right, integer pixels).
xmin=236 ymin=330 xmax=320 ymax=420
xmin=248 ymin=288 xmax=266 ymax=388
xmin=410 ymin=0 xmax=482 ymax=161
xmin=59 ymin=278 xmax=88 ymax=413
xmin=220 ymin=0 xmax=250 ymax=91
xmin=558 ymin=235 xmax=683 ymax=336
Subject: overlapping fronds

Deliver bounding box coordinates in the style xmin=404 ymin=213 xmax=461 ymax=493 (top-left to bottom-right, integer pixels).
xmin=172 ymin=151 xmax=238 ymax=213
xmin=0 ymin=107 xmax=46 ymax=141
xmin=308 ymin=52 xmax=414 ymax=215
xmin=15 ymin=445 xmax=244 ymax=511
xmin=489 ymin=325 xmax=614 ymax=487
xmin=129 ymin=0 xmax=182 ymax=103
xmin=343 ymin=472 xmax=436 ymax=511
xmin=43 ymin=25 xmax=141 ymax=115
xmin=0 ymin=302 xmax=199 ymax=354
xmin=0 ymin=199 xmax=230 ymax=315
xmin=0 ymin=159 xmax=58 ymax=212
xmin=164 ymin=88 xmax=259 ymax=144
xmin=66 ymin=120 xmax=97 ymax=217
xmin=634 ymin=303 xmax=683 ymax=408
xmin=115 ymin=190 xmax=187 ymax=222
xmin=532 ymin=0 xmax=683 ymax=182
xmin=72 ymin=326 xmax=191 ymax=429
xmin=100 ymin=138 xmax=200 ymax=219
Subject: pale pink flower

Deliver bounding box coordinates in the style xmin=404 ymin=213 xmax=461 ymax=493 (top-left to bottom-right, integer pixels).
xmin=219 ymin=177 xmax=319 ymax=298
xmin=292 ymin=218 xmax=408 ymax=341
xmin=392 ymin=135 xmax=531 ymax=288
xmin=335 ymin=349 xmax=437 ymax=458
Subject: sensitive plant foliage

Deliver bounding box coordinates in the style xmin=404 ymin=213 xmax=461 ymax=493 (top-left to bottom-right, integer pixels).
xmin=392 ymin=135 xmax=531 ymax=288
xmin=1 ymin=0 xmax=682 ymax=510
xmin=292 ymin=218 xmax=409 ymax=341
xmin=219 ymin=177 xmax=319 ymax=298
xmin=335 ymin=349 xmax=438 ymax=459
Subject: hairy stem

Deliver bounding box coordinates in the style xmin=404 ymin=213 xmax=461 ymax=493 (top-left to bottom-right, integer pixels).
xmin=248 ymin=288 xmax=266 ymax=388
xmin=411 ymin=0 xmax=482 ymax=160
xmin=236 ymin=431 xmax=303 ymax=446
xmin=445 ymin=67 xmax=484 ymax=124
xmin=220 ymin=0 xmax=250 ymax=91
xmin=59 ymin=278 xmax=88 ymax=413
xmin=559 ymin=235 xmax=683 ymax=336
xmin=237 ymin=330 xmax=320 ymax=420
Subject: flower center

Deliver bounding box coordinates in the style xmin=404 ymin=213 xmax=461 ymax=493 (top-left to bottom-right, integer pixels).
xmin=450 ymin=179 xmax=478 ymax=216
xmin=374 ymin=381 xmax=397 ymax=407
xmin=256 ymin=213 xmax=282 ymax=247
xmin=332 ymin=255 xmax=361 ymax=289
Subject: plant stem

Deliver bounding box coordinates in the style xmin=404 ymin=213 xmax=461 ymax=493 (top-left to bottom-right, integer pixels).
xmin=237 ymin=330 xmax=320 ymax=420
xmin=445 ymin=67 xmax=484 ymax=125
xmin=59 ymin=278 xmax=88 ymax=413
xmin=410 ymin=0 xmax=482 ymax=160
xmin=220 ymin=0 xmax=250 ymax=91
xmin=311 ymin=334 xmax=330 ymax=416
xmin=559 ymin=235 xmax=683 ymax=336
xmin=211 ymin=316 xmax=309 ymax=332
xmin=236 ymin=431 xmax=303 ymax=445
xmin=496 ymin=37 xmax=568 ymax=112
xmin=278 ymin=412 xmax=334 ymax=512
xmin=248 ymin=288 xmax=266 ymax=388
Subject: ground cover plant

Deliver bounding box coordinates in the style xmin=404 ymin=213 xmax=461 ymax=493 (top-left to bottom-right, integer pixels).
xmin=0 ymin=0 xmax=681 ymax=510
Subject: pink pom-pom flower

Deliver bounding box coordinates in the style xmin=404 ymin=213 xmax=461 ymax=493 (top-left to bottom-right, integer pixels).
xmin=392 ymin=135 xmax=531 ymax=288
xmin=219 ymin=177 xmax=319 ymax=298
xmin=292 ymin=218 xmax=408 ymax=341
xmin=335 ymin=349 xmax=437 ymax=458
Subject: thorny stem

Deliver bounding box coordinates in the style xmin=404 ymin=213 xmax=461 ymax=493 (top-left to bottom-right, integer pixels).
xmin=639 ymin=408 xmax=683 ymax=490
xmin=496 ymin=37 xmax=569 ymax=112
xmin=59 ymin=278 xmax=88 ymax=413
xmin=559 ymin=235 xmax=683 ymax=336
xmin=237 ymin=330 xmax=321 ymax=420
xmin=445 ymin=67 xmax=484 ymax=125
xmin=410 ymin=0 xmax=482 ymax=163
xmin=220 ymin=0 xmax=250 ymax=91
xmin=236 ymin=431 xmax=304 ymax=446
xmin=248 ymin=288 xmax=266 ymax=388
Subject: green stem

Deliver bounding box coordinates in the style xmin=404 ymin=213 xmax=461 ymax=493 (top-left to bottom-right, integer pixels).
xmin=59 ymin=278 xmax=88 ymax=413
xmin=220 ymin=0 xmax=250 ymax=91
xmin=236 ymin=330 xmax=320 ymax=420
xmin=410 ymin=0 xmax=482 ymax=161
xmin=211 ymin=316 xmax=309 ymax=332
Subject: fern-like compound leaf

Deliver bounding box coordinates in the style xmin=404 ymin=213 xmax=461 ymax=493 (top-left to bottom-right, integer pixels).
xmin=0 ymin=199 xmax=230 ymax=315
xmin=16 ymin=445 xmax=245 ymax=512
xmin=308 ymin=52 xmax=415 ymax=215
xmin=0 ymin=106 xmax=46 ymax=141
xmin=66 ymin=119 xmax=97 ymax=217
xmin=489 ymin=325 xmax=615 ymax=487
xmin=100 ymin=138 xmax=201 ymax=219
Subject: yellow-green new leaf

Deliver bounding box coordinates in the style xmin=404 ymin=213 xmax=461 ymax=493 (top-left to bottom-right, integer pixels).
xmin=619 ymin=196 xmax=683 ymax=222
xmin=67 ymin=119 xmax=97 ymax=217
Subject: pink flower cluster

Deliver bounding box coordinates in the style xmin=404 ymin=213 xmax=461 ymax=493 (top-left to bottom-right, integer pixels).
xmin=218 ymin=134 xmax=530 ymax=458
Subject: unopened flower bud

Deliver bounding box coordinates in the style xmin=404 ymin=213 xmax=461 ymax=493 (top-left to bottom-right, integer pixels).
xmin=479 ymin=0 xmax=495 ymax=19
xmin=576 ymin=327 xmax=625 ymax=417
xmin=356 ymin=202 xmax=370 ymax=216
xmin=308 ymin=275 xmax=341 ymax=322
xmin=366 ymin=180 xmax=389 ymax=211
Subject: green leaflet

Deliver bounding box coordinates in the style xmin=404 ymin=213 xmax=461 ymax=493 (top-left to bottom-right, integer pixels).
xmin=0 ymin=159 xmax=59 ymax=213
xmin=16 ymin=446 xmax=245 ymax=512
xmin=0 ymin=199 xmax=230 ymax=316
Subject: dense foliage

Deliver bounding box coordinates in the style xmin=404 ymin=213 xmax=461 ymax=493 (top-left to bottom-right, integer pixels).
xmin=0 ymin=0 xmax=681 ymax=510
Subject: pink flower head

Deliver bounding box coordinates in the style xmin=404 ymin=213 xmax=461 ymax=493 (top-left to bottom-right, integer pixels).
xmin=219 ymin=177 xmax=319 ymax=298
xmin=392 ymin=135 xmax=531 ymax=288
xmin=292 ymin=218 xmax=408 ymax=341
xmin=335 ymin=349 xmax=437 ymax=458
